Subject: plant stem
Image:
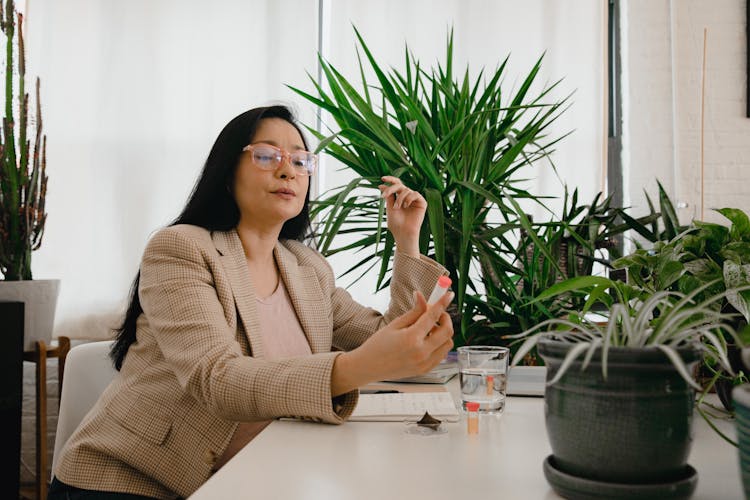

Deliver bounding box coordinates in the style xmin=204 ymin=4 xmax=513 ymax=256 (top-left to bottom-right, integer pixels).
xmin=696 ymin=404 xmax=737 ymax=447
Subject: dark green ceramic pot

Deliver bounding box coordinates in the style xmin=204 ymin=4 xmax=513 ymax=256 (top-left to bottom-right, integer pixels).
xmin=732 ymin=385 xmax=750 ymax=498
xmin=538 ymin=339 xmax=700 ymax=483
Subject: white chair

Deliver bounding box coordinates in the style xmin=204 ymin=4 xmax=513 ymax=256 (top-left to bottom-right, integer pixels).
xmin=51 ymin=340 xmax=116 ymax=474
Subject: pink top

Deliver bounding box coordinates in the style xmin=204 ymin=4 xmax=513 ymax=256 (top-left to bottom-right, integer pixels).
xmin=213 ymin=279 xmax=312 ymax=471
xmin=254 ymin=279 xmax=313 ymax=359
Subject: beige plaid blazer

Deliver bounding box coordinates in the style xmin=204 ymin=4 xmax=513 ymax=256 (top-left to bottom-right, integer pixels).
xmin=54 ymin=224 xmax=446 ymax=499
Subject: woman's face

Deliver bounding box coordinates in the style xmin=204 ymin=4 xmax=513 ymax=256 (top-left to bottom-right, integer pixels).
xmin=233 ymin=117 xmax=310 ymax=232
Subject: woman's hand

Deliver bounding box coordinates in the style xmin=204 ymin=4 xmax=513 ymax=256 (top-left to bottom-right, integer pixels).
xmin=378 ymin=176 xmax=427 ymax=257
xmin=331 ymin=290 xmax=455 ymax=395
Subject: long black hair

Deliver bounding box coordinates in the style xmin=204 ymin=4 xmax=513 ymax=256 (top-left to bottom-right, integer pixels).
xmin=110 ymin=105 xmax=313 ymax=370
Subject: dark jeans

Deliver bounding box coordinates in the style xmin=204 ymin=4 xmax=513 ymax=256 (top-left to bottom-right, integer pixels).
xmin=48 ymin=477 xmax=158 ymax=500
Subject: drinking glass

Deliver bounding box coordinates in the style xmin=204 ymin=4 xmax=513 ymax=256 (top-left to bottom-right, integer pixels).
xmin=458 ymin=346 xmax=509 ymax=414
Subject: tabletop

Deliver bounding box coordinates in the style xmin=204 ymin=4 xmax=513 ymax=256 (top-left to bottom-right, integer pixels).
xmin=189 ymin=380 xmax=743 ymax=500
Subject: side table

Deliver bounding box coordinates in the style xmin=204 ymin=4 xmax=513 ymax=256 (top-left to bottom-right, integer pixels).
xmin=21 ymin=337 xmax=70 ymax=500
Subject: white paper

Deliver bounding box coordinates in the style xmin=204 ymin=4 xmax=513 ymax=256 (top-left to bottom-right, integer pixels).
xmin=351 ymin=392 xmax=460 ymax=422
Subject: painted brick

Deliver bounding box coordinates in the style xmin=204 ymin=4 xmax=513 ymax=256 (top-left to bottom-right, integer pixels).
xmin=624 ymin=0 xmax=750 ymax=227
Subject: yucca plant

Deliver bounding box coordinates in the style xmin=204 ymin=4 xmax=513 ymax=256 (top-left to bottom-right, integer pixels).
xmin=0 ymin=0 xmax=47 ymax=281
xmin=289 ymin=28 xmax=571 ymax=342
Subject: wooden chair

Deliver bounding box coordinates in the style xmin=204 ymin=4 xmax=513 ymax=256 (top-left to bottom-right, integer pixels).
xmin=22 ymin=337 xmax=70 ymax=500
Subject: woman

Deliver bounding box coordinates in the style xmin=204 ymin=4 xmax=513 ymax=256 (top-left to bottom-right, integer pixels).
xmin=50 ymin=105 xmax=454 ymax=499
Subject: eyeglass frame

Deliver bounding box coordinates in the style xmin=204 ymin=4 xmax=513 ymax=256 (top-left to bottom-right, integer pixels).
xmin=241 ymin=143 xmax=318 ymax=176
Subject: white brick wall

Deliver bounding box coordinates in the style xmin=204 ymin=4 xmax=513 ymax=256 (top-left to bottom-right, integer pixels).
xmin=623 ymin=0 xmax=750 ymax=226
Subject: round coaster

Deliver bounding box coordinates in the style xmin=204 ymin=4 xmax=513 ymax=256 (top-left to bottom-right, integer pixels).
xmin=543 ymin=455 xmax=698 ymax=500
xmin=403 ymin=421 xmax=448 ymax=436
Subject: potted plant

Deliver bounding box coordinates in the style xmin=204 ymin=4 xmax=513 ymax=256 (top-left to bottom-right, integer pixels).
xmin=613 ymin=180 xmax=690 ymax=248
xmin=466 ymin=188 xmax=635 ymax=349
xmin=0 ymin=0 xmax=57 ymax=351
xmin=507 ymin=277 xmax=741 ymax=497
xmin=290 ymin=28 xmax=635 ymax=346
xmin=613 ymin=207 xmax=750 ymax=408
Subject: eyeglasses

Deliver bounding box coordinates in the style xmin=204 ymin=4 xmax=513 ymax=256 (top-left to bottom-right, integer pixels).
xmin=242 ymin=144 xmax=318 ymax=176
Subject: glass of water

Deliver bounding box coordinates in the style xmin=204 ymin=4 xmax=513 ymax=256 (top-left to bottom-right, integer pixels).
xmin=458 ymin=346 xmax=509 ymax=414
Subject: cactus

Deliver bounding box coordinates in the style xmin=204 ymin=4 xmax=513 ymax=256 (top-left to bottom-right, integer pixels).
xmin=0 ymin=0 xmax=47 ymax=280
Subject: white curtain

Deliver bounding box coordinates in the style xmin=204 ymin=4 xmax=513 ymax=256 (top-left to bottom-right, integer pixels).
xmin=25 ymin=0 xmax=319 ymax=337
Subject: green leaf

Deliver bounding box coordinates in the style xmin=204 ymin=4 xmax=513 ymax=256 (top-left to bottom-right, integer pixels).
xmin=683 ymin=259 xmax=720 ymax=280
xmin=720 ymin=242 xmax=750 ymax=264
xmin=655 ymin=260 xmax=685 ymax=290
xmin=549 ymin=342 xmax=594 ymax=385
xmin=655 ymin=345 xmax=702 ymax=390
xmin=693 ymin=221 xmax=729 ymax=255
xmin=531 ymin=275 xmax=614 ymax=303
xmin=318 ymin=178 xmax=366 ymax=252
xmin=376 ymin=232 xmax=395 ymax=289
xmin=724 ymin=261 xmax=750 ymax=322
xmin=314 ymin=132 xmax=341 ymax=154
xmin=658 ymin=181 xmax=680 ymax=239
xmin=644 ymin=190 xmax=660 ymax=237
xmin=717 ymin=208 xmax=750 ymax=241
xmin=424 ymin=187 xmax=445 ymax=264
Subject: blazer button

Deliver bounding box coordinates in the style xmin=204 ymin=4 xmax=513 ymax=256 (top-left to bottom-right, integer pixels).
xmin=203 ymin=449 xmax=217 ymax=465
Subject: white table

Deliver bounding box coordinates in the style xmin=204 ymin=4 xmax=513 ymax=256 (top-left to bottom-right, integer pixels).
xmin=189 ymin=381 xmax=743 ymax=499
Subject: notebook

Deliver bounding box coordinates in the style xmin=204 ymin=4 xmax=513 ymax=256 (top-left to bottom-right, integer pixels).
xmin=507 ymin=366 xmax=547 ymax=396
xmin=382 ymin=361 xmax=458 ymax=384
xmin=350 ymin=391 xmax=460 ymax=422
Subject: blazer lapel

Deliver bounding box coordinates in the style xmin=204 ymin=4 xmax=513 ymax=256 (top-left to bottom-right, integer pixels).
xmin=274 ymin=244 xmax=328 ymax=354
xmin=211 ymin=230 xmax=265 ymax=358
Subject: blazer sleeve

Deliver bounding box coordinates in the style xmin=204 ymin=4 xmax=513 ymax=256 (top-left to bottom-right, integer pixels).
xmin=138 ymin=227 xmax=353 ymax=424
xmin=329 ymin=251 xmax=449 ymax=352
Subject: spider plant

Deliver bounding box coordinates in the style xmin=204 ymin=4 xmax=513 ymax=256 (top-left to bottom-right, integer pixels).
xmin=507 ymin=278 xmax=742 ymax=390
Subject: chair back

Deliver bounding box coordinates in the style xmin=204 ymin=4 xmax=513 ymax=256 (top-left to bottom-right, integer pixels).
xmin=51 ymin=340 xmax=116 ymax=474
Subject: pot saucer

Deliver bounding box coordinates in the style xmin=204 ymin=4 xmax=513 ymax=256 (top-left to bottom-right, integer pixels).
xmin=543 ymin=455 xmax=698 ymax=500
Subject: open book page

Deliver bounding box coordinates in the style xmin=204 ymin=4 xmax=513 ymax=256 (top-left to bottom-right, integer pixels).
xmin=360 ymin=382 xmax=448 ymax=394
xmin=382 ymin=361 xmax=458 ymax=384
xmin=350 ymin=392 xmax=460 ymax=422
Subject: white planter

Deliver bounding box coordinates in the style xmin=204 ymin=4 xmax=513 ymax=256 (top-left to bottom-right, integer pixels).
xmin=0 ymin=279 xmax=60 ymax=351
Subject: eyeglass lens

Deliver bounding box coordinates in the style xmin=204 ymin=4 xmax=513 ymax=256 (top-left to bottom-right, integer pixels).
xmin=250 ymin=145 xmax=316 ymax=175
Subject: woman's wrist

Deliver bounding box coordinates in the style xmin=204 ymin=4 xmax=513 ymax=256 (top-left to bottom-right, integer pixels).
xmin=395 ymin=239 xmax=420 ymax=258
xmin=331 ymin=349 xmax=371 ymax=397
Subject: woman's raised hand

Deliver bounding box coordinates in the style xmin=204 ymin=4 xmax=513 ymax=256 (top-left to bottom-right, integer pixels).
xmin=378 ymin=176 xmax=427 ymax=257
xmin=330 ymin=290 xmax=455 ymax=395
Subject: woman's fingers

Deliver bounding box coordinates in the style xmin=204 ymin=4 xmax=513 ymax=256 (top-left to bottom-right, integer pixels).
xmin=379 ymin=184 xmax=408 ymax=204
xmin=414 ymin=320 xmax=454 ymax=373
xmin=390 ymin=290 xmax=453 ymax=339
xmin=425 ymin=336 xmax=454 ymax=370
xmin=408 ymin=293 xmax=454 ymax=339
xmin=425 ymin=311 xmax=454 ymax=347
xmin=378 ymin=176 xmax=424 ymax=209
xmin=387 ymin=291 xmax=428 ymax=329
xmin=398 ymin=190 xmax=423 ymax=209
xmin=381 ymin=175 xmax=402 ymax=184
